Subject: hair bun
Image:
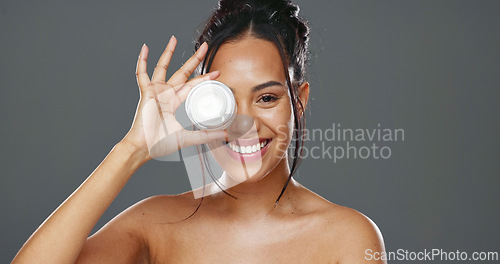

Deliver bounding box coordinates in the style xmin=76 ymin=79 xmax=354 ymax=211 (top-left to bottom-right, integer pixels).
xmin=217 ymin=0 xmax=299 ymax=20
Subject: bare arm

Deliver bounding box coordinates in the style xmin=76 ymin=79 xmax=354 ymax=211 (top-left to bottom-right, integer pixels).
xmin=12 ymin=141 xmax=148 ymax=264
xmin=12 ymin=37 xmax=226 ymax=264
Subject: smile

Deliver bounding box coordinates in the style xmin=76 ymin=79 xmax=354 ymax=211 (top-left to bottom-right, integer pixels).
xmin=227 ymin=139 xmax=270 ymax=154
xmin=223 ymin=138 xmax=272 ymax=162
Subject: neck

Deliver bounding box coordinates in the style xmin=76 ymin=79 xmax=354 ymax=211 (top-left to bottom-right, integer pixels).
xmin=205 ymin=158 xmax=299 ymax=219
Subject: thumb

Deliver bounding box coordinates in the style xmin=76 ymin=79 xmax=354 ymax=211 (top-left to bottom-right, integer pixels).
xmin=180 ymin=129 xmax=228 ymax=147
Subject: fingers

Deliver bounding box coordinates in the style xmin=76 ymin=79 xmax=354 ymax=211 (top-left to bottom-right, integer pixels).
xmin=152 ymin=36 xmax=177 ymax=83
xmin=181 ymin=129 xmax=227 ymax=148
xmin=135 ymin=44 xmax=151 ymax=90
xmin=167 ymin=42 xmax=209 ymax=86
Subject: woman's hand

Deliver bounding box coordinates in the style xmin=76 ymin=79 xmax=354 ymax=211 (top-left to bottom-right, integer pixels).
xmin=122 ymin=36 xmax=226 ymax=161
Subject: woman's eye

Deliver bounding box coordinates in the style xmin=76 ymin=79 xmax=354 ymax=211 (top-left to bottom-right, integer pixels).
xmin=259 ymin=95 xmax=278 ymax=103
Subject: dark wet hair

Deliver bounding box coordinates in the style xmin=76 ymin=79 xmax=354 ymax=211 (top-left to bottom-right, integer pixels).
xmin=195 ymin=0 xmax=309 ymax=206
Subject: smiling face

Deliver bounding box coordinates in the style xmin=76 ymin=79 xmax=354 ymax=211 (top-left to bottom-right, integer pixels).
xmin=206 ymin=36 xmax=295 ymax=184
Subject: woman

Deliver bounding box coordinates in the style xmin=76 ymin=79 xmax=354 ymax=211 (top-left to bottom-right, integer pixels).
xmin=13 ymin=0 xmax=386 ymax=263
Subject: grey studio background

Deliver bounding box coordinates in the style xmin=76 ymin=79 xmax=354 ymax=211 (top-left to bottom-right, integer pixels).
xmin=1 ymin=0 xmax=499 ymax=263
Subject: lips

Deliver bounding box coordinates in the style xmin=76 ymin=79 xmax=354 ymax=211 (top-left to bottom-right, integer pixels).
xmin=224 ymin=138 xmax=271 ymax=163
xmin=227 ymin=139 xmax=270 ymax=154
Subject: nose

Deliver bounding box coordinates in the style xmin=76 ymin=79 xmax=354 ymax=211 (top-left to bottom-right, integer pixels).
xmin=228 ymin=114 xmax=253 ymax=136
xmin=227 ymin=101 xmax=258 ymax=140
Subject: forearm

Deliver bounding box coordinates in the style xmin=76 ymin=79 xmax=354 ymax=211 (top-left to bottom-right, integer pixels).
xmin=12 ymin=141 xmax=148 ymax=264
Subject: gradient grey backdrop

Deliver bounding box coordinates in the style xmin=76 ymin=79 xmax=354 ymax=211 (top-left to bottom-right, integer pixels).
xmin=1 ymin=0 xmax=499 ymax=263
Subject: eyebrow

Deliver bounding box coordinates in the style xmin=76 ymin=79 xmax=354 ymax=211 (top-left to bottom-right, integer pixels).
xmin=229 ymin=81 xmax=284 ymax=93
xmin=252 ymin=81 xmax=284 ymax=92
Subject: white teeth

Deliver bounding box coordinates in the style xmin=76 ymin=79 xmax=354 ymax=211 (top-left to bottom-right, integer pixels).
xmin=228 ymin=140 xmax=268 ymax=154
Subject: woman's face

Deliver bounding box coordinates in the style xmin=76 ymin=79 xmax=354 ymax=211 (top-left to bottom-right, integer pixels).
xmin=206 ymin=37 xmax=294 ymax=184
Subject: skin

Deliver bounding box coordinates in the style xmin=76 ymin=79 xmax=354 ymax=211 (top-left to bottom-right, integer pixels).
xmin=205 ymin=37 xmax=296 ymax=187
xmin=12 ymin=35 xmax=387 ymax=264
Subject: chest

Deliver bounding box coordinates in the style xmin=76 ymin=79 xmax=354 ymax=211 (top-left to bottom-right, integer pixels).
xmin=146 ymin=217 xmax=336 ymax=264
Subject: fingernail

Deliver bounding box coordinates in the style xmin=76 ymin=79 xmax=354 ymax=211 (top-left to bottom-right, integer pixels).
xmin=139 ymin=44 xmax=146 ymax=58
xmin=199 ymin=42 xmax=208 ymax=51
xmin=209 ymin=71 xmax=220 ymax=78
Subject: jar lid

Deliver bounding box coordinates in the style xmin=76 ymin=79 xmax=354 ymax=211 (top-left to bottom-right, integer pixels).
xmin=185 ymin=80 xmax=236 ymax=130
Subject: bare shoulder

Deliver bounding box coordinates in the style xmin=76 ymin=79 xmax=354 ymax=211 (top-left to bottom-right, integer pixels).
xmin=325 ymin=203 xmax=384 ymax=247
xmin=297 ymin=186 xmax=387 ymax=263
xmin=89 ymin=193 xmax=199 ymax=242
xmin=77 ymin=194 xmax=196 ymax=263
xmin=117 ymin=192 xmax=200 ymax=224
